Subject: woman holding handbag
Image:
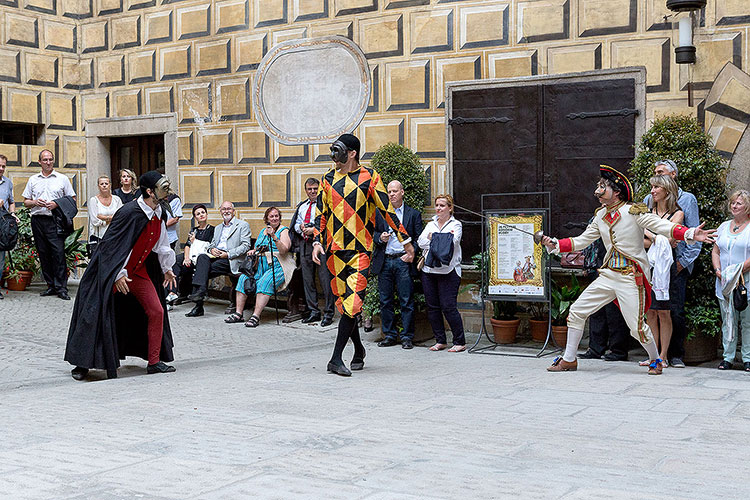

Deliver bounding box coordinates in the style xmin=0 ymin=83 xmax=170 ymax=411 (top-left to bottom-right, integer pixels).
xmin=417 ymin=194 xmax=466 ymax=352
xmin=713 ymin=189 xmax=750 ymax=371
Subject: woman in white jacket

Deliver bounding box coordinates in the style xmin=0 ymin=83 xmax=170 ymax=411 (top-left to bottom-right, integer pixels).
xmin=643 ymin=175 xmax=683 ymax=367
xmin=88 ymin=175 xmax=123 ymax=249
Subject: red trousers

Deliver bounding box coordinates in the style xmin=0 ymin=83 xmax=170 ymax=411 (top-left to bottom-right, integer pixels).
xmin=127 ymin=273 xmax=164 ymax=365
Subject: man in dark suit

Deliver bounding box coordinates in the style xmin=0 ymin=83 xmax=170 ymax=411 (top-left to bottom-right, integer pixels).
xmin=372 ymin=180 xmax=422 ymax=349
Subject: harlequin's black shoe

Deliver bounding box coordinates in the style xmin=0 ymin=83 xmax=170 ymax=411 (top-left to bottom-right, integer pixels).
xmin=327 ymin=362 xmax=351 ymax=377
xmin=71 ymin=367 xmax=88 ymax=381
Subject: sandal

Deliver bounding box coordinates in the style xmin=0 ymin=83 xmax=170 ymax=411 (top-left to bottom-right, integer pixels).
xmin=447 ymin=345 xmax=466 ymax=352
xmin=245 ymin=314 xmax=260 ymax=328
xmin=429 ymin=343 xmax=448 ymax=351
xmin=647 ymin=358 xmax=664 ymax=375
xmin=224 ymin=312 xmax=244 ymax=324
xmin=638 ymin=359 xmax=650 ymax=366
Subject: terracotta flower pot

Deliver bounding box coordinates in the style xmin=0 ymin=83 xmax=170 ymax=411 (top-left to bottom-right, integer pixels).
xmin=528 ymin=319 xmax=549 ymax=343
xmin=19 ymin=270 xmax=33 ymax=286
xmin=5 ymin=275 xmax=28 ymax=291
xmin=490 ymin=318 xmax=520 ymax=344
xmin=683 ymin=333 xmax=719 ymax=365
xmin=551 ymin=325 xmax=568 ymax=347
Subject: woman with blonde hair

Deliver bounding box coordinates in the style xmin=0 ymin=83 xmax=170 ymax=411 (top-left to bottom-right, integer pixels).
xmin=712 ymin=189 xmax=750 ymax=371
xmin=417 ymin=194 xmax=466 ymax=352
xmin=642 ymin=174 xmax=684 ymax=367
xmin=87 ymin=175 xmax=123 ymax=252
xmin=113 ymin=168 xmax=139 ymax=204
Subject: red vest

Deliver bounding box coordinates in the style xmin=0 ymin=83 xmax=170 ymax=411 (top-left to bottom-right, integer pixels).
xmin=125 ymin=216 xmax=162 ymax=279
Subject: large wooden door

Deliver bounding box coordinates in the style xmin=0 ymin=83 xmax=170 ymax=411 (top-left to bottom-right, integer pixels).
xmin=110 ymin=135 xmax=165 ymax=188
xmin=450 ymin=77 xmax=639 ymax=261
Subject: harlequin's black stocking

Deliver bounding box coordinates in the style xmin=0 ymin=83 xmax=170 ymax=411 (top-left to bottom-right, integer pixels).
xmin=350 ymin=314 xmax=365 ymax=362
xmin=330 ymin=314 xmax=357 ymax=366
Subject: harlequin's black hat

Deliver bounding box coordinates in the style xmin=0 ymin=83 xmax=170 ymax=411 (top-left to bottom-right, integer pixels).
xmin=336 ymin=133 xmax=360 ymax=155
xmin=599 ymin=165 xmax=632 ymax=202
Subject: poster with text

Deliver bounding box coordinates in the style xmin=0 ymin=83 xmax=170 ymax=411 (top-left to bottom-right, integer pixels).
xmin=488 ymin=213 xmax=545 ymax=298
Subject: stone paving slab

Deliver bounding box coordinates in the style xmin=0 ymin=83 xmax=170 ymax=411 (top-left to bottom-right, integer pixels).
xmin=1 ymin=284 xmax=749 ymax=499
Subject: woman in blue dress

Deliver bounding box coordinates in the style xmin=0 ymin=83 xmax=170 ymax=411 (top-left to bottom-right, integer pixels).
xmin=225 ymin=206 xmax=292 ymax=327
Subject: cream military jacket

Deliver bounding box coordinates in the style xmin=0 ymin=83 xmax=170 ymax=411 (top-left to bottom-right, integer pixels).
xmin=553 ymin=201 xmax=694 ymax=282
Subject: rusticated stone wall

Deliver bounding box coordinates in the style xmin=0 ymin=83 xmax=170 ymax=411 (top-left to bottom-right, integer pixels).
xmin=0 ymin=0 xmax=748 ymax=237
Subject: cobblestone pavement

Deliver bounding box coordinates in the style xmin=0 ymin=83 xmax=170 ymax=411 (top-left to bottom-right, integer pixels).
xmin=1 ymin=283 xmax=748 ymax=499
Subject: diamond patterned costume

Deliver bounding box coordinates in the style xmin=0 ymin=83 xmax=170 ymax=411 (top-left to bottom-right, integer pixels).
xmin=314 ymin=165 xmax=410 ymax=317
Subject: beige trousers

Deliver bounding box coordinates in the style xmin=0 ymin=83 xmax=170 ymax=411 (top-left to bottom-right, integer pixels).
xmin=568 ymin=268 xmax=653 ymax=345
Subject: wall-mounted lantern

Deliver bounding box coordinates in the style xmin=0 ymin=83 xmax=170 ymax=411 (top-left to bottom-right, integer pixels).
xmin=666 ymin=0 xmax=706 ymax=64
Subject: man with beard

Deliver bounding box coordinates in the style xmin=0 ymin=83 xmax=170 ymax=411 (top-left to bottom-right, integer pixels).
xmin=540 ymin=165 xmax=715 ymax=375
xmin=312 ymin=134 xmax=415 ymax=376
xmin=64 ymin=171 xmax=178 ymax=380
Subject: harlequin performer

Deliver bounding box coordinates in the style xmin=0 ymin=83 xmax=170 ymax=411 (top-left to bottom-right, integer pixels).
xmin=64 ymin=171 xmax=178 ymax=381
xmin=312 ymin=134 xmax=415 ymax=376
xmin=541 ymin=165 xmax=715 ymax=375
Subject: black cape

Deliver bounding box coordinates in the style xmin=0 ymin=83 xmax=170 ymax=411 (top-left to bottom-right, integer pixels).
xmin=64 ymin=200 xmax=174 ymax=370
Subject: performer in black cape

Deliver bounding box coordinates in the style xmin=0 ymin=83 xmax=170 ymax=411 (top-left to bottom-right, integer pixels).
xmin=64 ymin=171 xmax=178 ymax=380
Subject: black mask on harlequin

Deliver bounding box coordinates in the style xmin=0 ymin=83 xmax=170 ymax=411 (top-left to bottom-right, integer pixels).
xmin=330 ymin=140 xmax=349 ymax=164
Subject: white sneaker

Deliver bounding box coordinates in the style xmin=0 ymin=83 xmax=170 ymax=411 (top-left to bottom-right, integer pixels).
xmin=166 ymin=292 xmax=178 ymax=304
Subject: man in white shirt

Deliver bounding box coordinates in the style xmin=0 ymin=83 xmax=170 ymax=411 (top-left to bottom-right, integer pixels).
xmin=290 ymin=178 xmax=335 ymax=327
xmin=22 ymin=149 xmax=76 ymax=300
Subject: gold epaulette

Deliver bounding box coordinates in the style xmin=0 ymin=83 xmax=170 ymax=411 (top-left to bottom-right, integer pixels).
xmin=628 ymin=203 xmax=648 ymax=215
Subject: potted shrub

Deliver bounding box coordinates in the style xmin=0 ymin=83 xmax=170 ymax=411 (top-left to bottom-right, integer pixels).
xmin=5 ymin=243 xmax=38 ymax=291
xmin=490 ymin=300 xmax=520 ymax=344
xmin=64 ymin=227 xmax=88 ymax=278
xmin=550 ymin=275 xmax=582 ymax=347
xmin=526 ymin=302 xmax=549 ymax=342
xmin=630 ymin=115 xmax=726 ymax=363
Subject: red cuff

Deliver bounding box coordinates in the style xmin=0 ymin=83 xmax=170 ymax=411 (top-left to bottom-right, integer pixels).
xmin=671 ymin=225 xmax=688 ymax=241
xmin=558 ymin=238 xmax=573 ymax=253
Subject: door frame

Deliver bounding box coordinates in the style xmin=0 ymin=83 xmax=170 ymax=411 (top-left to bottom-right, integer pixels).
xmin=445 ymin=67 xmax=647 ymax=196
xmin=84 ymin=113 xmax=178 ymax=202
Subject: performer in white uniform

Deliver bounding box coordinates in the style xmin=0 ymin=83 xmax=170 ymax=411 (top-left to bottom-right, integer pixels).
xmin=541 ymin=165 xmax=715 ymax=375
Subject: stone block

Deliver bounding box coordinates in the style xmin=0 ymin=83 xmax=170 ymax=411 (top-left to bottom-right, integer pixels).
xmin=517 ymin=0 xmax=569 ymax=43
xmin=273 ymin=143 xmax=308 ymax=163
xmin=435 ymin=55 xmax=480 ymax=108
xmin=579 ymin=0 xmax=636 ymax=37
xmin=113 ymin=89 xmax=141 ymax=116
xmin=81 ymin=20 xmax=108 ymax=53
xmin=717 ymin=0 xmax=750 ymax=26
xmin=368 ymin=64 xmax=379 ymax=112
xmin=547 ymin=43 xmax=602 ymax=74
xmin=293 ymin=166 xmax=328 ymax=197
xmin=216 ymin=77 xmax=250 ymax=121
xmin=705 ymin=63 xmax=750 ymax=125
xmin=386 ymin=0 xmax=428 ymax=9
xmin=0 ymin=144 xmax=22 ymax=167
xmin=235 ymin=33 xmax=267 ymax=71
xmin=62 ymin=135 xmax=86 ymax=168
xmin=385 ymin=59 xmax=429 ymax=111
xmin=682 ymin=32 xmax=743 ymax=90
xmin=25 ymin=0 xmax=57 ymax=15
xmin=179 ymin=82 xmax=212 ymax=124
xmin=177 ymin=3 xmax=211 ymax=40
xmin=645 ymin=0 xmax=672 ymax=31
xmin=359 ymin=14 xmax=403 ymax=59
xmin=219 ymin=171 xmax=252 ymax=207
xmin=0 ymin=49 xmax=21 ymax=83
xmin=44 ymin=20 xmax=77 ymax=53
xmin=62 ymin=0 xmax=93 ymax=19
xmin=216 ymin=0 xmax=249 ymax=34
xmin=97 ymin=54 xmax=125 ymax=88
xmin=334 ymin=0 xmax=377 ymax=17
xmin=254 ymin=0 xmax=287 ymax=27
xmin=294 ymin=0 xmax=328 ymax=22
xmin=5 ymin=12 xmax=39 ymax=48
xmin=46 ymin=93 xmax=77 ymax=131
xmin=410 ymin=8 xmax=452 ymax=54
xmin=272 ymin=27 xmax=307 ymax=46
xmin=128 ymin=0 xmax=155 ymax=10
xmin=360 ymin=117 xmax=404 ymax=159
xmin=61 ymin=57 xmax=93 ymax=90
xmin=181 ymin=170 xmax=215 ymax=207
xmin=256 ymin=167 xmax=290 ymax=207
xmin=129 ymin=50 xmax=155 ymax=84
xmin=160 ymin=44 xmax=191 ymax=80
xmin=81 ymin=93 xmax=109 ymax=121
xmin=26 ymin=53 xmax=59 ymax=87
xmin=28 ymin=136 xmax=59 ymax=166
xmin=707 ymin=114 xmax=746 ymax=156
xmin=144 ymin=85 xmax=174 ymax=114
xmin=145 ymin=10 xmax=172 ymax=45
xmin=8 ymin=88 xmax=42 ymax=124
xmin=459 ymin=3 xmax=509 ymax=49
xmin=111 ymin=14 xmax=141 ymax=49
xmin=237 ymin=126 xmax=270 ymax=163
xmin=178 ymin=129 xmax=194 ymax=165
xmin=410 ymin=116 xmax=445 ymax=159
xmin=611 ymin=38 xmax=670 ymax=93
xmin=488 ymin=50 xmax=538 ymax=78
xmin=198 ymin=128 xmax=232 ymax=164
xmin=98 ymin=0 xmax=123 ymax=15
xmin=310 ymin=20 xmax=353 ymax=39
xmin=196 ymin=39 xmax=231 ymax=76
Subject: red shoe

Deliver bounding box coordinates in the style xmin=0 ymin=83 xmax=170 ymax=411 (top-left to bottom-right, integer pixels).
xmin=547 ymin=356 xmax=577 ymax=372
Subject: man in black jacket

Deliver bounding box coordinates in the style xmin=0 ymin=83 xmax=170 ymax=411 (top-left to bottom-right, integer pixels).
xmin=372 ymin=180 xmax=422 ymax=349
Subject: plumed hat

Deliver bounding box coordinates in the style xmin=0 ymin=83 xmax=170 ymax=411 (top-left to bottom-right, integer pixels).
xmin=599 ymin=165 xmax=633 ymax=202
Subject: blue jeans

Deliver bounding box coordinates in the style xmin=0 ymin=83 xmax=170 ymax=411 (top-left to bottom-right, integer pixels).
xmin=378 ymin=256 xmax=415 ymax=341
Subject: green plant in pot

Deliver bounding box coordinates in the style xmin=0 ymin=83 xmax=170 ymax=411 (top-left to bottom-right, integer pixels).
xmin=5 ymin=242 xmax=39 ymax=290
xmin=550 ymin=275 xmax=582 ymax=346
xmin=64 ymin=226 xmax=88 ymax=277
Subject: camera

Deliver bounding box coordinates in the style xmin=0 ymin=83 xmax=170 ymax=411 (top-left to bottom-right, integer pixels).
xmin=304 ymin=223 xmax=315 ymax=228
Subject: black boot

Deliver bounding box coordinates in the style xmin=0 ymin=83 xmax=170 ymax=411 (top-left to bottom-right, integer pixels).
xmin=71 ymin=366 xmax=88 ymax=381
xmin=327 ymin=362 xmax=352 ymax=376
xmin=186 ymin=303 xmax=204 ymax=317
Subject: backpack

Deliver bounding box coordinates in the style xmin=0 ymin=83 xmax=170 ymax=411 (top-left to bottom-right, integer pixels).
xmin=0 ymin=207 xmax=18 ymax=251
